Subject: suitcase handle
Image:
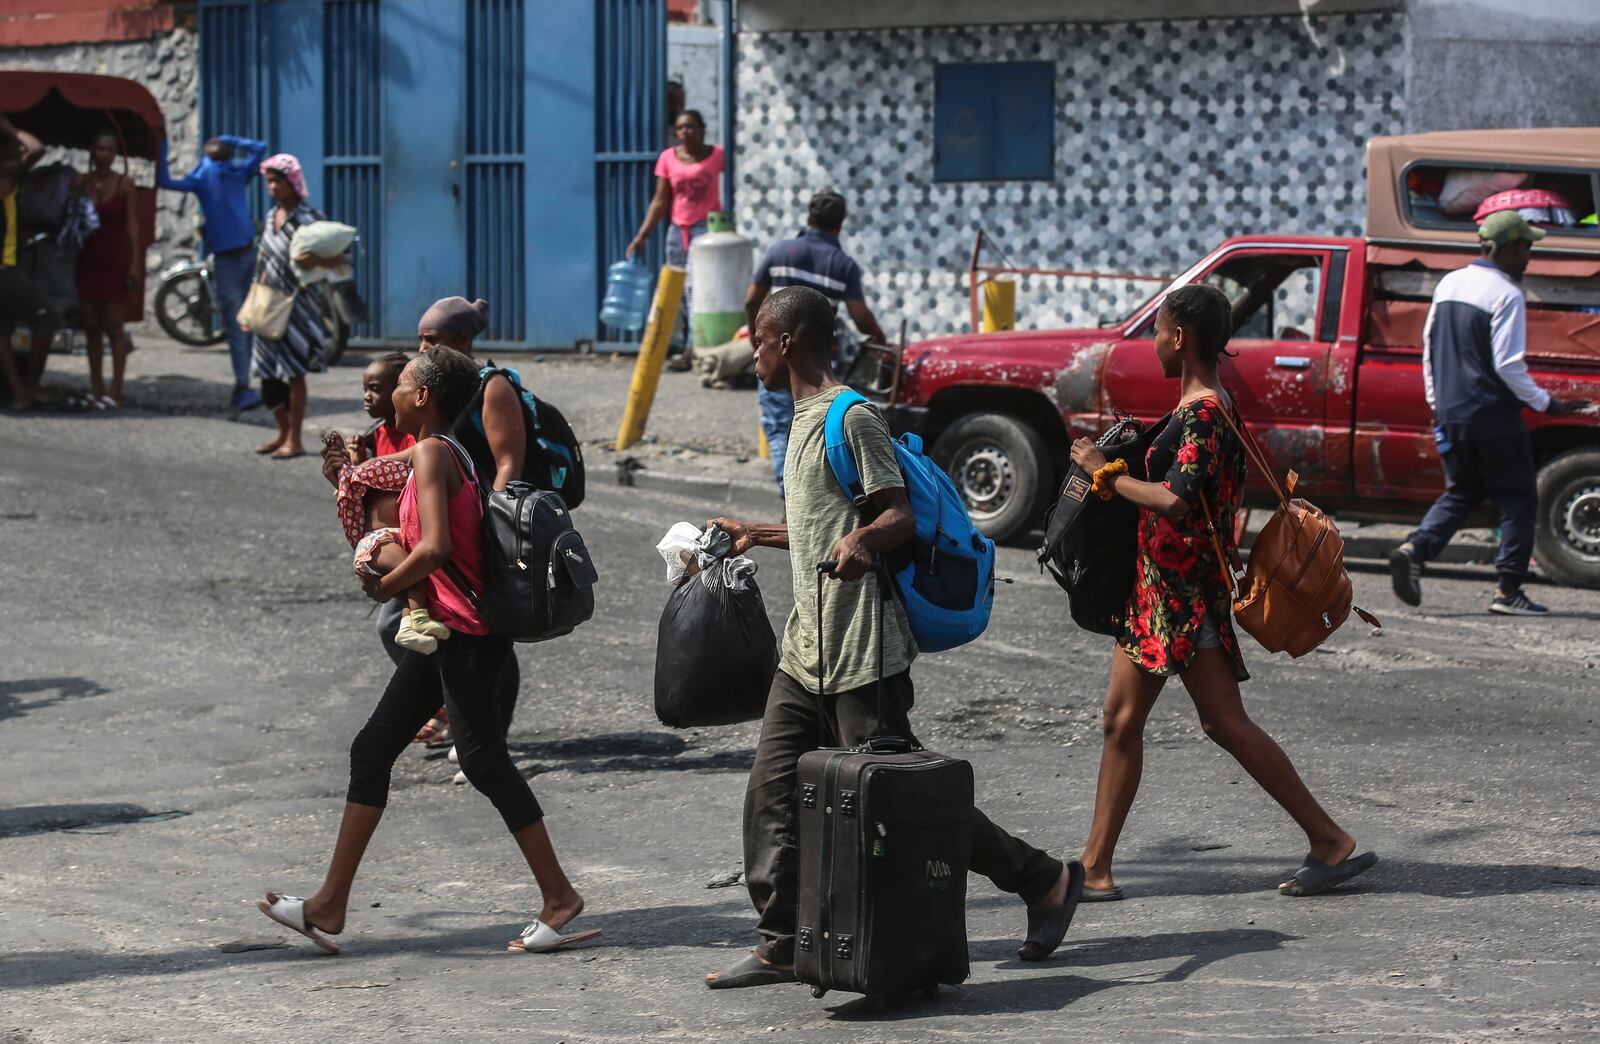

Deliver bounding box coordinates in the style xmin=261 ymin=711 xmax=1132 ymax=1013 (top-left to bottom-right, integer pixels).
xmin=851 ymin=736 xmax=920 ymax=755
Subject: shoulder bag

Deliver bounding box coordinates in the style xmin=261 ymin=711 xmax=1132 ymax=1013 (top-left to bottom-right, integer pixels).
xmin=1199 ymin=402 xmax=1379 ymax=658
xmin=236 ymin=249 xmax=296 ymax=341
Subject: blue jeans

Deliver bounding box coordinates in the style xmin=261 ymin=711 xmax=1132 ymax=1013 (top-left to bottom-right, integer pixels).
xmin=211 ymin=245 xmax=255 ymax=388
xmin=1406 ymin=433 xmax=1538 ymax=592
xmin=758 ymin=385 xmax=795 ymax=494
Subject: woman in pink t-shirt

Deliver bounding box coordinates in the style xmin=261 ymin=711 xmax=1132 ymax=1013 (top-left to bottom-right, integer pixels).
xmin=627 ymin=111 xmax=722 ymax=360
xmin=627 ymin=110 xmax=723 ymax=261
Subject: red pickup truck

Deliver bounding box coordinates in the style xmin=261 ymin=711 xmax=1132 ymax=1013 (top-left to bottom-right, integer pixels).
xmin=883 ymin=135 xmax=1600 ymax=589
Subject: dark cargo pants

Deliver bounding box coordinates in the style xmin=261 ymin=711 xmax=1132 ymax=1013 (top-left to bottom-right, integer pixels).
xmin=744 ymin=668 xmax=1063 ymax=965
xmin=1406 ymin=433 xmax=1538 ymax=592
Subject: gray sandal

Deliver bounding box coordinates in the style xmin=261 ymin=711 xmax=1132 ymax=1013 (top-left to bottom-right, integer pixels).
xmin=1279 ymin=851 xmax=1378 ymax=897
xmin=1018 ymin=859 xmax=1085 ymax=961
xmin=1081 ymin=885 xmax=1125 ymax=902
xmin=705 ymin=952 xmax=796 ymax=990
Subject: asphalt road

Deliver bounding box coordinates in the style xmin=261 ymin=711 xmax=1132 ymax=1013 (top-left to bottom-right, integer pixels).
xmin=2 ymin=380 xmax=1599 ymax=1041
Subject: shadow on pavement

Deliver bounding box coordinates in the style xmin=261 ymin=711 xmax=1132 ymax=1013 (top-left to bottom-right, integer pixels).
xmin=827 ymin=928 xmax=1297 ymax=1019
xmin=505 ymin=731 xmax=754 ymax=776
xmin=1027 ymin=849 xmax=1599 ymax=900
xmin=0 ymin=675 xmax=108 ymax=721
xmin=0 ymin=802 xmax=176 ymax=839
xmin=0 ymin=902 xmax=754 ymax=991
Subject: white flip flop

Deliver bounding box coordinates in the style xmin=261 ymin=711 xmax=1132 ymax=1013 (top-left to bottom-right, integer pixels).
xmin=257 ymin=893 xmax=340 ymax=954
xmin=507 ymin=919 xmax=602 ymax=954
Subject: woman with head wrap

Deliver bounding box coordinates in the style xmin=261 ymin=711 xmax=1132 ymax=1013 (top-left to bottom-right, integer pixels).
xmin=414 ymin=296 xmax=530 ymax=493
xmin=249 ymin=153 xmax=342 ymax=459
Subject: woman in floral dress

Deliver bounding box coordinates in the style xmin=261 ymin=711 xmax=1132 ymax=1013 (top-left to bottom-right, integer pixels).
xmin=1068 ymin=284 xmax=1375 ymax=900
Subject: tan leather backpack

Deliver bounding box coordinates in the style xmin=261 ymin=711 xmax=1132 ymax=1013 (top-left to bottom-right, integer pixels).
xmin=1200 ymin=404 xmax=1379 ymax=658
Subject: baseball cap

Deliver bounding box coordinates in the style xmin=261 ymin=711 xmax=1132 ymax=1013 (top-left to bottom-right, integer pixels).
xmin=1478 ymin=210 xmax=1547 ymax=247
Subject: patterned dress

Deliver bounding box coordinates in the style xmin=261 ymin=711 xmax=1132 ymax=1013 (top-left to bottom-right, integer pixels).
xmin=251 ymin=201 xmax=326 ymax=380
xmin=1118 ymin=395 xmax=1250 ymax=682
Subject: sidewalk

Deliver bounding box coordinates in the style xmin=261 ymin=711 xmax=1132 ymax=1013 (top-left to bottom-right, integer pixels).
xmin=30 ymin=326 xmax=1508 ymax=564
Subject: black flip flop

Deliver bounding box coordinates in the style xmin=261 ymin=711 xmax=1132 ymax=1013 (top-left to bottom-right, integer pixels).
xmin=1279 ymin=851 xmax=1378 ymax=897
xmin=1081 ymin=885 xmax=1125 ymax=902
xmin=705 ymin=952 xmax=796 ymax=990
xmin=1018 ymin=859 xmax=1085 ymax=961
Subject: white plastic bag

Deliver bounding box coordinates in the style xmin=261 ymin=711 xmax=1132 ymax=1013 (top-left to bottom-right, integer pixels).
xmin=656 ymin=522 xmax=707 ymax=585
xmin=289 ymin=220 xmax=357 ymax=284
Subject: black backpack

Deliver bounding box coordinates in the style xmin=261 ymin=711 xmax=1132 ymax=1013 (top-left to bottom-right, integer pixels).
xmin=1036 ymin=415 xmax=1163 ymax=637
xmin=462 ymin=364 xmax=586 ymax=508
xmin=436 ymin=435 xmax=598 ymax=643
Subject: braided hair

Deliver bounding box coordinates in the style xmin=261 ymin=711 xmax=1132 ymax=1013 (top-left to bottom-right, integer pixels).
xmin=1159 ymin=283 xmax=1236 ymax=362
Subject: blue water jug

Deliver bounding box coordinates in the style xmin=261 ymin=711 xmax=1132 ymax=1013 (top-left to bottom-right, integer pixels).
xmin=599 ymin=259 xmax=654 ymax=332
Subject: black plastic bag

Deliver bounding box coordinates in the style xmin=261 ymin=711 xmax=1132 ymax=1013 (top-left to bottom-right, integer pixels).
xmin=654 ymin=558 xmax=779 ymax=728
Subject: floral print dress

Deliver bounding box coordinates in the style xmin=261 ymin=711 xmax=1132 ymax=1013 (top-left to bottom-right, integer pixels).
xmin=1118 ymin=395 xmax=1250 ymax=682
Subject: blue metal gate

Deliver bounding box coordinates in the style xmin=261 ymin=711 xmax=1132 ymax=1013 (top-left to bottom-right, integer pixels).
xmin=595 ymin=0 xmax=666 ymax=347
xmin=322 ymin=0 xmax=383 ymax=341
xmin=466 ymin=0 xmax=526 ymax=346
xmin=198 ymin=0 xmax=266 ymax=224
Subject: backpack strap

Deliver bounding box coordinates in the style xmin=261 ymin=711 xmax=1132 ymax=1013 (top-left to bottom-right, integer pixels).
xmin=470 ymin=362 xmax=541 ymax=437
xmin=428 ymin=434 xmax=483 ymax=605
xmin=823 ymin=388 xmax=873 ymax=510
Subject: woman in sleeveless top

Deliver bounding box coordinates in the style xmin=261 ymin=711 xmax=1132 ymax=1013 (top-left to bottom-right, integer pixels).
xmin=1067 ymin=284 xmax=1375 ymax=900
xmin=259 ymin=346 xmax=597 ymax=955
xmin=72 ymin=130 xmax=140 ymax=407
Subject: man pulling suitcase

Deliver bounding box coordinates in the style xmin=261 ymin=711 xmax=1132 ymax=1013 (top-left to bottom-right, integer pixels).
xmin=704 ymin=285 xmax=1084 ymax=991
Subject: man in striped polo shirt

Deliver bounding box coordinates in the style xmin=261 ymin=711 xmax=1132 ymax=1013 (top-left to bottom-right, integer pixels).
xmin=1390 ymin=210 xmax=1589 ymax=615
xmin=745 ymin=190 xmax=886 ymax=493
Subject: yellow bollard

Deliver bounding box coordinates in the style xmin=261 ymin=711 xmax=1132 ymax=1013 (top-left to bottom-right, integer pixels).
xmin=981 ymin=278 xmax=1016 ymax=332
xmin=757 ymin=417 xmax=770 ymax=459
xmin=614 ymin=265 xmax=687 ymax=450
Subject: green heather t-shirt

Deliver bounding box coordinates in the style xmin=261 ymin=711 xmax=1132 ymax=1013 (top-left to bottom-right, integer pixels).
xmin=778 ymin=386 xmax=917 ymax=694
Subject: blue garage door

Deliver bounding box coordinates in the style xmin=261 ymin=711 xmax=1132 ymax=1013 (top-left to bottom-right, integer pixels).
xmin=595 ymin=0 xmax=666 ymax=348
xmin=466 ymin=0 xmax=527 ymax=347
xmin=323 ymin=0 xmax=382 ymax=341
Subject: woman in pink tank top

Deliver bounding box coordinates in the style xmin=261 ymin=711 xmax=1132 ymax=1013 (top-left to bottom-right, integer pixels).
xmin=257 ymin=346 xmax=598 ymax=957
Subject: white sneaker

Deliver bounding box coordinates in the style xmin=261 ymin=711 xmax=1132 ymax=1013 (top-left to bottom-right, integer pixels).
xmin=447 ymin=744 xmax=459 ymax=764
xmin=452 ymin=770 xmax=467 ymax=785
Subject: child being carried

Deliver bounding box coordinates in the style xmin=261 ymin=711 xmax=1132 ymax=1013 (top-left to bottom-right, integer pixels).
xmin=326 ymin=430 xmax=452 ymax=654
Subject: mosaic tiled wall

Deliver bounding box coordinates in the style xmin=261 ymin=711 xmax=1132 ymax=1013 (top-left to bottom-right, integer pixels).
xmin=735 ymin=14 xmax=1406 ymax=341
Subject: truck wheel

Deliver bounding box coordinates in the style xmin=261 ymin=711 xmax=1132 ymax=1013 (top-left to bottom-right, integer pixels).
xmin=930 ymin=411 xmax=1051 ymax=543
xmin=1535 ymin=448 xmax=1600 ymax=590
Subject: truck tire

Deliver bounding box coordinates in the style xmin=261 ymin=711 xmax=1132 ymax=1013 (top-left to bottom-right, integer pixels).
xmin=930 ymin=411 xmax=1051 ymax=544
xmin=1535 ymin=448 xmax=1600 ymax=590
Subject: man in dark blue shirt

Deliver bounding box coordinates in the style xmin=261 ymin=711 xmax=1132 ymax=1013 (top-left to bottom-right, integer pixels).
xmin=158 ymin=134 xmax=269 ymax=410
xmin=744 ymin=190 xmax=885 ymax=492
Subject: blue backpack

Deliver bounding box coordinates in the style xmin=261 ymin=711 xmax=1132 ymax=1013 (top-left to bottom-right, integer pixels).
xmin=824 ymin=389 xmax=996 ymax=653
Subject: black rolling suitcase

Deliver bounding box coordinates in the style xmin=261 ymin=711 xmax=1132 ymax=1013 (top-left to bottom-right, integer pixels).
xmin=794 ymin=562 xmax=975 ymax=1002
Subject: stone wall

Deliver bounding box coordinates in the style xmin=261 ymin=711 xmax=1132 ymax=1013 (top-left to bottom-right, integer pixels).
xmin=735 ymin=13 xmax=1407 ymax=340
xmin=1 ymin=27 xmax=202 ymax=305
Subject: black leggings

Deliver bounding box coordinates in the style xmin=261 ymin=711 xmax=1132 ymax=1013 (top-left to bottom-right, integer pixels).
xmin=377 ymin=597 xmax=519 ymax=732
xmin=347 ymin=631 xmax=542 ymax=832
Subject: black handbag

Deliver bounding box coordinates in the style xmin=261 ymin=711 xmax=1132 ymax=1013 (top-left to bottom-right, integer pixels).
xmin=1036 ymin=414 xmax=1165 ymax=636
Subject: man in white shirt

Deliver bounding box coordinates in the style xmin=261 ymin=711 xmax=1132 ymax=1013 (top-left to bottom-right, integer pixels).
xmin=1390 ymin=211 xmax=1589 ymax=615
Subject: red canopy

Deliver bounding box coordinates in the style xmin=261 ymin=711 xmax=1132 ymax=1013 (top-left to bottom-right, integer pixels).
xmin=0 ymin=69 xmax=165 ymax=159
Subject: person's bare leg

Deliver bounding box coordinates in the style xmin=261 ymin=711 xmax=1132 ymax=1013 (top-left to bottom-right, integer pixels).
xmin=282 ymin=802 xmax=385 ymax=934
xmin=271 ymin=376 xmax=308 ymax=457
xmin=0 ymin=335 xmax=31 ymax=409
xmin=1178 ymin=647 xmax=1355 ymax=878
xmin=82 ymin=303 xmax=106 ymax=400
xmin=1079 ymin=648 xmax=1165 ymax=892
xmin=257 ymin=405 xmax=290 ymax=454
xmin=23 ymin=319 xmax=51 ymax=400
xmin=509 ymin=819 xmax=584 ymax=931
xmin=105 ymin=303 xmax=128 ymax=404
